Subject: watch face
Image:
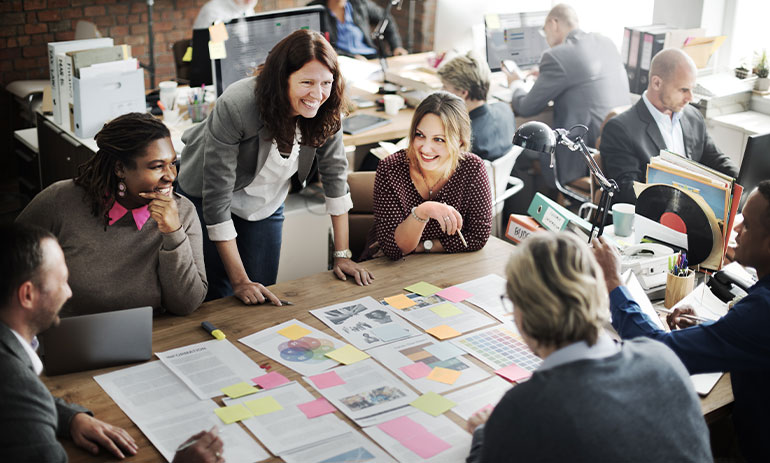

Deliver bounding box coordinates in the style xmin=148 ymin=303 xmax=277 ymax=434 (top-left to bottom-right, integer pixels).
xmin=424 ymin=240 xmax=433 ymax=251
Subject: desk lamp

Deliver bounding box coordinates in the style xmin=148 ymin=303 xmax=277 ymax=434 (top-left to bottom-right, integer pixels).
xmin=511 ymin=121 xmax=618 ymax=242
xmin=372 ymin=0 xmax=404 ymax=94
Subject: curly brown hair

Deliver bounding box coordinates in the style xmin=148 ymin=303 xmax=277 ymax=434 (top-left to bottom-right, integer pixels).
xmin=73 ymin=112 xmax=170 ymax=228
xmin=255 ymin=29 xmax=346 ymax=148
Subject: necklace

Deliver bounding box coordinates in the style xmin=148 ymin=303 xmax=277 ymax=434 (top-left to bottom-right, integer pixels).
xmin=415 ymin=163 xmax=442 ymax=199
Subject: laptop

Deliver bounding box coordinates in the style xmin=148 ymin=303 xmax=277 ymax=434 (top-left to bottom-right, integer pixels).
xmin=39 ymin=306 xmax=153 ymax=376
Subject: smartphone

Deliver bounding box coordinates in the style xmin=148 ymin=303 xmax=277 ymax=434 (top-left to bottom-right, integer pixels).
xmin=502 ymin=59 xmax=517 ymax=73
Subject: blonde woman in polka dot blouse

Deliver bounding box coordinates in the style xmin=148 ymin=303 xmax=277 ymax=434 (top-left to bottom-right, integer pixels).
xmin=362 ymin=91 xmax=492 ymax=260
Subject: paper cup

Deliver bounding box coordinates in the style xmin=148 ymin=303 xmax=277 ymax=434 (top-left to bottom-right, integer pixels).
xmin=159 ymin=81 xmax=178 ymax=111
xmin=383 ymin=94 xmax=404 ymax=116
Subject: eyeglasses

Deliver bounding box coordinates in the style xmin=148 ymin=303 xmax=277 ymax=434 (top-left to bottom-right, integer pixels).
xmin=499 ymin=294 xmax=514 ymax=314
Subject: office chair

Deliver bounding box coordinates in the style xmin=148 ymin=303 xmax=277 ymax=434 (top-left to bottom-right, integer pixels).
xmin=484 ymin=146 xmax=525 ymax=237
xmin=346 ymin=171 xmax=376 ymax=259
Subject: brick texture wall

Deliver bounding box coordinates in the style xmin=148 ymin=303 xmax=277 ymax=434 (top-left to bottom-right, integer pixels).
xmin=0 ymin=0 xmax=435 ymax=88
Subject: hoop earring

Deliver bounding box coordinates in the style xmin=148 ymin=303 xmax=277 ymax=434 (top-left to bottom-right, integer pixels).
xmin=117 ymin=179 xmax=127 ymax=198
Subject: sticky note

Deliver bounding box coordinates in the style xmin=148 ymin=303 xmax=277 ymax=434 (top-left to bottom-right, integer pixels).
xmin=325 ymin=344 xmax=370 ymax=365
xmin=182 ymin=46 xmax=193 ymax=62
xmin=495 ymin=363 xmax=532 ymax=383
xmin=424 ymin=342 xmax=465 ymax=361
xmin=208 ymin=41 xmax=227 ymax=60
xmin=297 ymin=397 xmax=337 ymax=418
xmin=371 ymin=324 xmax=409 ymax=342
xmin=208 ymin=22 xmax=229 ymax=42
xmin=429 ymin=302 xmax=463 ymax=318
xmin=251 ymin=371 xmax=290 ymax=390
xmin=277 ymin=324 xmax=312 ymax=340
xmin=214 ymin=404 xmax=252 ymax=424
xmin=378 ymin=415 xmax=426 ymax=442
xmin=404 ymin=432 xmax=452 ymax=459
xmin=405 ymin=281 xmax=442 ymax=296
xmin=384 ymin=294 xmax=416 ymax=309
xmin=426 ymin=325 xmax=461 ymax=340
xmin=436 ymin=286 xmax=473 ymax=303
xmin=220 ymin=381 xmax=258 ymax=398
xmin=409 ymin=391 xmax=457 ymax=417
xmin=400 ymin=361 xmax=432 ymax=379
xmin=244 ymin=396 xmax=283 ymax=416
xmin=308 ymin=370 xmax=346 ymax=389
xmin=485 ymin=13 xmax=501 ymax=30
xmin=379 ymin=417 xmax=452 ymax=459
xmin=426 ymin=366 xmax=462 ymax=385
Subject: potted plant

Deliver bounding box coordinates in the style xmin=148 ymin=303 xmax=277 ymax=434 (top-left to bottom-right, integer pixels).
xmin=756 ymin=50 xmax=769 ymax=91
xmin=735 ymin=64 xmax=751 ymax=79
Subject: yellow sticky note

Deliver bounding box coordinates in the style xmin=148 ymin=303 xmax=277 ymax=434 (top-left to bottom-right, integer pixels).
xmin=426 ymin=325 xmax=461 ymax=340
xmin=426 ymin=366 xmax=462 ymax=385
xmin=410 ymin=391 xmax=456 ymax=417
xmin=429 ymin=302 xmax=463 ymax=318
xmin=182 ymin=46 xmax=193 ymax=62
xmin=221 ymin=382 xmax=258 ymax=399
xmin=214 ymin=404 xmax=253 ymax=424
xmin=325 ymin=344 xmax=370 ymax=365
xmin=384 ymin=294 xmax=416 ymax=309
xmin=208 ymin=41 xmax=227 ymax=60
xmin=208 ymin=22 xmax=229 ymax=42
xmin=244 ymin=396 xmax=283 ymax=416
xmin=404 ymin=281 xmax=442 ymax=296
xmin=485 ymin=13 xmax=501 ymax=30
xmin=277 ymin=324 xmax=312 ymax=340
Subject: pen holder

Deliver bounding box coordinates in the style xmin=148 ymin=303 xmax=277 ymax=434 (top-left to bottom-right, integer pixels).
xmin=664 ymin=270 xmax=695 ymax=309
xmin=188 ymin=102 xmax=211 ymax=123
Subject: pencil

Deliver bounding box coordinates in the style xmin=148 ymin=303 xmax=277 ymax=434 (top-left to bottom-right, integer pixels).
xmin=655 ymin=306 xmax=710 ymax=324
xmin=457 ymin=229 xmax=468 ymax=248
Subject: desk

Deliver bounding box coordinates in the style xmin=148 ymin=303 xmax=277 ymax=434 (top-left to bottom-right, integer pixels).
xmin=42 ymin=237 xmax=732 ymax=462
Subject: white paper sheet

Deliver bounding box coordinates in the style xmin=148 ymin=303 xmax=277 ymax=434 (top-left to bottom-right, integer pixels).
xmin=223 ymin=381 xmax=351 ymax=456
xmin=452 ymin=274 xmax=512 ymax=323
xmin=303 ymin=359 xmax=418 ymax=427
xmin=156 ymin=339 xmax=265 ymax=400
xmin=366 ymin=334 xmax=490 ymax=393
xmin=94 ymin=361 xmax=269 ymax=463
xmin=384 ymin=294 xmax=496 ymax=334
xmin=691 ymin=372 xmax=724 ymax=396
xmin=239 ymin=319 xmax=344 ymax=376
xmin=310 ymin=296 xmax=420 ymax=350
xmin=673 ymin=282 xmax=730 ymax=321
xmin=362 ymin=412 xmax=472 ymax=463
xmin=281 ymin=431 xmax=396 ymax=463
xmin=622 ymin=270 xmax=667 ymax=330
xmin=444 ymin=376 xmax=512 ymax=421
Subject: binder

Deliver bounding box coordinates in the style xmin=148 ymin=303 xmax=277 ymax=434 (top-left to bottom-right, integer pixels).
xmin=505 ymin=214 xmax=544 ymax=244
xmin=527 ymin=193 xmax=592 ymax=241
xmin=626 ymin=29 xmax=641 ymax=95
xmin=637 ymin=25 xmax=670 ymax=93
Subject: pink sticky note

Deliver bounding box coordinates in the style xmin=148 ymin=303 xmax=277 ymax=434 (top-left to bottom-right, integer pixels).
xmin=495 ymin=363 xmax=532 ymax=383
xmin=378 ymin=416 xmax=426 ymax=442
xmin=297 ymin=397 xmax=337 ymax=418
xmin=308 ymin=370 xmax=346 ymax=389
xmin=399 ymin=361 xmax=432 ymax=380
xmin=252 ymin=371 xmax=290 ymax=390
xmin=403 ymin=432 xmax=452 ymax=459
xmin=436 ymin=286 xmax=474 ymax=303
xmin=472 ymin=404 xmax=494 ymax=416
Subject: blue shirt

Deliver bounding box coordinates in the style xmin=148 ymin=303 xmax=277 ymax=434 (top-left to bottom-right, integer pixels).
xmin=332 ymin=2 xmax=377 ymax=56
xmin=609 ymin=276 xmax=770 ymax=461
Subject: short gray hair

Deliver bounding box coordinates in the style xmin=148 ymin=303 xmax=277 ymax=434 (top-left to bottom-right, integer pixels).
xmin=437 ymin=52 xmax=491 ymax=101
xmin=505 ymin=232 xmax=609 ymax=347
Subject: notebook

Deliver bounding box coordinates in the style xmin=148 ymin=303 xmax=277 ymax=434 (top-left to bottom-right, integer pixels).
xmin=40 ymin=306 xmax=153 ymax=375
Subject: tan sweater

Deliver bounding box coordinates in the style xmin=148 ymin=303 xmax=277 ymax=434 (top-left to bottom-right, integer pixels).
xmin=17 ymin=180 xmax=207 ymax=317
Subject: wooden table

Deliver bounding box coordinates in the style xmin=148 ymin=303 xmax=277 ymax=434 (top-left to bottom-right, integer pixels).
xmin=43 ymin=237 xmax=732 ymax=461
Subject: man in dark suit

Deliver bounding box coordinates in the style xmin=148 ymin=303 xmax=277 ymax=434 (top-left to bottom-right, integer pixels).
xmin=0 ymin=224 xmax=222 ymax=462
xmin=601 ymin=48 xmax=738 ymax=204
xmin=501 ymin=3 xmax=630 ymax=214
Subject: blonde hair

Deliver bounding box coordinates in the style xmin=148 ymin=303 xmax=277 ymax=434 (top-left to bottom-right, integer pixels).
xmin=505 ymin=232 xmax=609 ymax=347
xmin=437 ymin=52 xmax=491 ymax=101
xmin=406 ymin=91 xmax=471 ymax=179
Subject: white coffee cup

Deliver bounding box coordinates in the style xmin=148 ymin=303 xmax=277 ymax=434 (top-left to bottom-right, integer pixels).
xmin=159 ymin=81 xmax=178 ymax=110
xmin=611 ymin=203 xmax=635 ymax=237
xmin=162 ymin=108 xmax=180 ymax=125
xmin=383 ymin=94 xmax=404 ymax=116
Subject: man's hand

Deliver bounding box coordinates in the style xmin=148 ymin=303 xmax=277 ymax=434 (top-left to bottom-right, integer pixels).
xmin=70 ymin=413 xmax=137 ymax=459
xmin=592 ymin=237 xmax=624 ymax=293
xmin=466 ymin=406 xmax=493 ymax=433
xmin=333 ymin=258 xmax=374 ymax=286
xmin=172 ymin=428 xmax=224 ymax=463
xmin=666 ymin=305 xmax=700 ymax=330
xmin=393 ymin=47 xmax=408 ymax=56
xmin=500 ymin=59 xmax=524 ymax=85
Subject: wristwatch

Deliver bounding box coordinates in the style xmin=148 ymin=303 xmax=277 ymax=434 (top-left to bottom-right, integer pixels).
xmin=423 ymin=240 xmax=434 ymax=253
xmin=333 ymin=249 xmax=353 ymax=259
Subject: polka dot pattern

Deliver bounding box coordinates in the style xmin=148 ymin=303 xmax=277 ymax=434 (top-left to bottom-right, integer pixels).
xmin=372 ymin=150 xmax=492 ymax=260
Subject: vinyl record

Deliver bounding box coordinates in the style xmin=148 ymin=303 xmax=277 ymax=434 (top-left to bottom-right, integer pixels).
xmin=635 ymin=184 xmax=715 ymax=265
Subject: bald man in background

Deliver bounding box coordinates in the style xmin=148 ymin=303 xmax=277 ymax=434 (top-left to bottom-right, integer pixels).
xmin=601 ymin=48 xmax=738 ymax=204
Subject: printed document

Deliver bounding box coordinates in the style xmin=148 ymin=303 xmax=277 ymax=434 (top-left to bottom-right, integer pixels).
xmin=452 ymin=274 xmax=512 ymax=323
xmin=281 ymin=431 xmax=396 ymax=463
xmin=383 ymin=294 xmax=495 ymax=334
xmin=444 ymin=376 xmax=512 ymax=420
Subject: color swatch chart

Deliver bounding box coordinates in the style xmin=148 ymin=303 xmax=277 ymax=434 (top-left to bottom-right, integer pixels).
xmin=452 ymin=326 xmax=542 ymax=371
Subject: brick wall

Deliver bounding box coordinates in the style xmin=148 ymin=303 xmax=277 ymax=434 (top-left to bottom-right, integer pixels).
xmin=0 ymin=0 xmax=435 ymax=89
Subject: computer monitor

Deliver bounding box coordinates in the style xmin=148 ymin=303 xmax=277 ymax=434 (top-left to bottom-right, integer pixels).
xmin=433 ymin=0 xmax=530 ymax=55
xmin=737 ymin=132 xmax=770 ymax=211
xmin=212 ymin=6 xmax=324 ymax=95
xmin=190 ymin=27 xmax=213 ymax=87
xmin=485 ymin=11 xmax=549 ymax=72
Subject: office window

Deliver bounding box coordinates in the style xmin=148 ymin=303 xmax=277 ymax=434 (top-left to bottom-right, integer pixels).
xmin=568 ymin=0 xmax=655 ymax=51
xmin=727 ymin=0 xmax=770 ymax=67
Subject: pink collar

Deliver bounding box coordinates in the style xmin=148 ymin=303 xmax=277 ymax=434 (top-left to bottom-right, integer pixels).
xmin=107 ymin=200 xmax=151 ymax=230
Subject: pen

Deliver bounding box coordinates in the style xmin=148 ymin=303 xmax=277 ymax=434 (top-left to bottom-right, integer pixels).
xmin=457 ymin=229 xmax=468 ymax=248
xmin=257 ymin=299 xmax=293 ymax=306
xmin=201 ymin=321 xmax=226 ymax=340
xmin=175 ymin=426 xmax=218 ymax=452
xmin=656 ymin=306 xmax=710 ymax=324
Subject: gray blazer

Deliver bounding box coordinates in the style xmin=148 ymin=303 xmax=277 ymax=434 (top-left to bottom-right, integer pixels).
xmin=601 ymin=98 xmax=739 ymax=204
xmin=512 ymin=29 xmax=630 ymax=185
xmin=178 ymin=76 xmax=349 ymax=226
xmin=0 ymin=322 xmax=89 ymax=462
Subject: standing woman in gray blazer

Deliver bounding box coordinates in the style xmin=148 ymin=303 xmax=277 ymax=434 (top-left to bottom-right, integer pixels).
xmin=178 ymin=29 xmax=373 ymax=305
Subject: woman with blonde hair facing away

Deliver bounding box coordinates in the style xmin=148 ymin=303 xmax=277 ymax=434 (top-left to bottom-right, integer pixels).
xmin=361 ymin=91 xmax=492 ymax=260
xmin=466 ymin=232 xmax=711 ymax=462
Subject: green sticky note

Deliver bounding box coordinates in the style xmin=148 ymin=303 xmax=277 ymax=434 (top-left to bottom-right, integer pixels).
xmin=325 ymin=344 xmax=370 ymax=365
xmin=182 ymin=46 xmax=193 ymax=62
xmin=214 ymin=404 xmax=253 ymax=424
xmin=404 ymin=281 xmax=442 ymax=296
xmin=409 ymin=391 xmax=457 ymax=417
xmin=220 ymin=381 xmax=258 ymax=399
xmin=244 ymin=396 xmax=283 ymax=416
xmin=429 ymin=302 xmax=463 ymax=318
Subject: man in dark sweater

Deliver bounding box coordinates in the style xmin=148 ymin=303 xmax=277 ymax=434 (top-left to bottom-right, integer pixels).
xmin=593 ymin=180 xmax=770 ymax=462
